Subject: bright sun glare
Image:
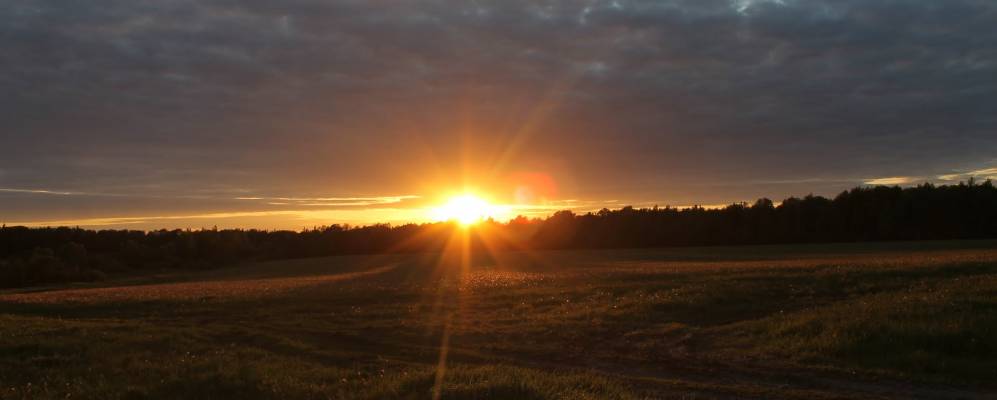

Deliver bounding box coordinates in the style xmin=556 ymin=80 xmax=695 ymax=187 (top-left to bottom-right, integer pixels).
xmin=431 ymin=194 xmax=500 ymax=226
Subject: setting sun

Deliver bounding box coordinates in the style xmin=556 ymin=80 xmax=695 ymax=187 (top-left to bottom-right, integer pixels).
xmin=430 ymin=194 xmax=505 ymax=225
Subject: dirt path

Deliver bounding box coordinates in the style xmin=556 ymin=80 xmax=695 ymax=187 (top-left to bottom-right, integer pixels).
xmin=0 ymin=263 xmax=399 ymax=304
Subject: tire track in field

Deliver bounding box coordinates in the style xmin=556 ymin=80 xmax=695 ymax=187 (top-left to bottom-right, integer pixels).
xmin=0 ymin=264 xmax=399 ymax=304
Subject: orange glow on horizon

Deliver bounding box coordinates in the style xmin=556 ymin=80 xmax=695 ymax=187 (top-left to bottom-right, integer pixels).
xmin=429 ymin=193 xmax=511 ymax=226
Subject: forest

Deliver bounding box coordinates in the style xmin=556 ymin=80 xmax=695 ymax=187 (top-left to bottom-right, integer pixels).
xmin=2 ymin=180 xmax=996 ymax=288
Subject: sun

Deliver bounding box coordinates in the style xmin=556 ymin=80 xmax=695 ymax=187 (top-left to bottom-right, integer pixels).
xmin=430 ymin=194 xmax=500 ymax=226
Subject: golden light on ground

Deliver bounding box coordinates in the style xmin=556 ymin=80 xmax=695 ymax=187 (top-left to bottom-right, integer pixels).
xmin=430 ymin=193 xmax=510 ymax=226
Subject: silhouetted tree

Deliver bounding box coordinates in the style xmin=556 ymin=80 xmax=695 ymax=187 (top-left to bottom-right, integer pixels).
xmin=2 ymin=181 xmax=996 ymax=288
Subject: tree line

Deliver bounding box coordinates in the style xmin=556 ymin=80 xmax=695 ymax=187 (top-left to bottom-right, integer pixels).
xmin=2 ymin=180 xmax=996 ymax=288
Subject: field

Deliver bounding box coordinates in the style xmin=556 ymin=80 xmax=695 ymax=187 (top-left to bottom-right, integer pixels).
xmin=1 ymin=240 xmax=996 ymax=399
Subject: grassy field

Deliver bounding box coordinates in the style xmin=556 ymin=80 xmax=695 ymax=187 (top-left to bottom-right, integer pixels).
xmin=1 ymin=240 xmax=996 ymax=399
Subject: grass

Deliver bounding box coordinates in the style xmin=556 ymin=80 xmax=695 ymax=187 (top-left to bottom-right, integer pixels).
xmin=2 ymin=240 xmax=996 ymax=399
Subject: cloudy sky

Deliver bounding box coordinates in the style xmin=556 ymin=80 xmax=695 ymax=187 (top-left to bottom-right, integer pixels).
xmin=2 ymin=0 xmax=996 ymax=229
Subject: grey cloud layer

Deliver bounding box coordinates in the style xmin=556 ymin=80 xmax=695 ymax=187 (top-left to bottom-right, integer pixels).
xmin=2 ymin=0 xmax=996 ymax=209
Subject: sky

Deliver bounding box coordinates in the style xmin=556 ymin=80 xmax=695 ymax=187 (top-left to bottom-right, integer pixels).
xmin=2 ymin=0 xmax=996 ymax=230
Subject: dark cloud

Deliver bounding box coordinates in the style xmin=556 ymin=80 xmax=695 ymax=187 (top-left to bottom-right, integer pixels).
xmin=2 ymin=0 xmax=996 ymax=225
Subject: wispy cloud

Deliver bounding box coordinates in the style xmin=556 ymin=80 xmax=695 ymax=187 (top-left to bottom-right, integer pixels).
xmin=0 ymin=187 xmax=212 ymax=199
xmin=0 ymin=188 xmax=78 ymax=196
xmin=3 ymin=211 xmax=303 ymax=228
xmin=864 ymin=165 xmax=997 ymax=186
xmin=734 ymin=0 xmax=787 ymax=14
xmin=236 ymin=195 xmax=420 ymax=207
xmin=937 ymin=167 xmax=997 ymax=181
xmin=0 ymin=188 xmax=420 ymax=206
xmin=864 ymin=176 xmax=921 ymax=186
xmin=740 ymin=178 xmax=857 ymax=186
xmin=2 ymin=208 xmax=429 ymax=229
